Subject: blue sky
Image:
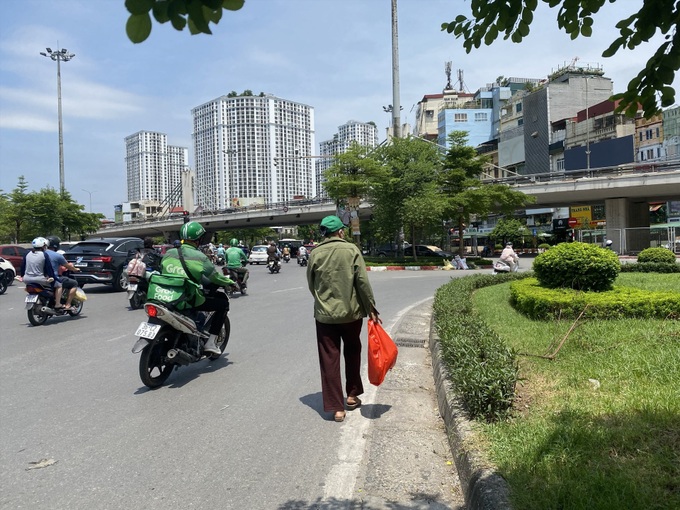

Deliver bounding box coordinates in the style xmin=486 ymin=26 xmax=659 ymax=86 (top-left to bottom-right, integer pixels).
xmin=0 ymin=0 xmax=673 ymax=217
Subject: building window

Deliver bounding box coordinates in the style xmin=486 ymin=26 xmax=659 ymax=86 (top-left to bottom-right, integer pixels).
xmin=475 ymin=112 xmax=488 ymax=122
xmin=516 ymin=103 xmax=522 ymax=113
xmin=454 ymin=113 xmax=468 ymax=122
xmin=556 ymin=158 xmax=565 ymax=171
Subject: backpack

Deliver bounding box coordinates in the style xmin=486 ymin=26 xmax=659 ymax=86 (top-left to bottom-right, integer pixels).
xmin=126 ymin=253 xmax=147 ymax=278
xmin=146 ymin=273 xmax=205 ymax=310
xmin=141 ymin=250 xmax=161 ymax=271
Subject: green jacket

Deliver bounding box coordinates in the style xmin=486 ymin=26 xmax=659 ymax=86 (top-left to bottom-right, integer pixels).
xmin=225 ymin=246 xmax=248 ymax=269
xmin=306 ymin=237 xmax=376 ymax=324
xmin=161 ymin=244 xmax=233 ymax=288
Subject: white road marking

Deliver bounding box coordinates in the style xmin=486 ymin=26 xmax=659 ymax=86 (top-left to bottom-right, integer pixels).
xmin=107 ymin=334 xmax=129 ymax=342
xmin=271 ymin=287 xmax=304 ymax=293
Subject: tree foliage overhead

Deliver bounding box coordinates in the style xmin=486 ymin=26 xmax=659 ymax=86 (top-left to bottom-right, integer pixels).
xmin=441 ymin=0 xmax=679 ymax=118
xmin=125 ymin=0 xmax=245 ymax=43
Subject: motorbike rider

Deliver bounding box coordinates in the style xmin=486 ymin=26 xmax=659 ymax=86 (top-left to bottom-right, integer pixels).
xmin=160 ymin=221 xmax=234 ymax=355
xmin=499 ymin=242 xmax=519 ymax=272
xmin=129 ymin=237 xmax=161 ymax=270
xmin=45 ymin=236 xmax=81 ymax=311
xmin=282 ymin=245 xmax=290 ymax=260
xmin=225 ymin=238 xmax=249 ymax=288
xmin=20 ymin=237 xmax=57 ymax=287
xmin=604 ymin=239 xmax=614 ymax=250
xmin=297 ymin=244 xmax=308 ymax=264
xmin=266 ymin=241 xmax=281 ymax=268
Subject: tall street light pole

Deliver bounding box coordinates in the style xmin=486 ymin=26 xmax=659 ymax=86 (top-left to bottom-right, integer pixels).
xmin=40 ymin=46 xmax=75 ymax=194
xmin=82 ymin=188 xmax=94 ymax=213
xmin=390 ymin=0 xmax=401 ymax=139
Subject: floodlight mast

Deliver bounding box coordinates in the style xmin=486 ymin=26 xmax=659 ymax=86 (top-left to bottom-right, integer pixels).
xmin=41 ymin=46 xmax=75 ymax=193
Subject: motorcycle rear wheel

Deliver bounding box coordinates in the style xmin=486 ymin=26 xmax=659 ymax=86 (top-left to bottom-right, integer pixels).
xmin=139 ymin=333 xmax=175 ymax=388
xmin=27 ymin=304 xmax=49 ymax=326
xmin=0 ymin=273 xmax=7 ymax=295
xmin=209 ymin=318 xmax=231 ymax=360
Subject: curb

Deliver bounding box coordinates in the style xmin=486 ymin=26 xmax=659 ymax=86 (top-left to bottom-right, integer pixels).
xmin=366 ymin=265 xmax=442 ymax=271
xmin=426 ymin=303 xmax=513 ymax=510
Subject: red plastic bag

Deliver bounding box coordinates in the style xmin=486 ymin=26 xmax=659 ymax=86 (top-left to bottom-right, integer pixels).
xmin=367 ymin=320 xmax=398 ymax=386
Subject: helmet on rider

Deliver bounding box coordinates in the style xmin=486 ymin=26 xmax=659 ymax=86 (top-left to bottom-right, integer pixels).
xmin=32 ymin=237 xmax=49 ymax=250
xmin=179 ymin=221 xmax=206 ymax=243
xmin=46 ymin=235 xmax=61 ymax=250
xmin=230 ymin=238 xmax=239 ymax=247
xmin=605 ymin=240 xmax=613 ymax=246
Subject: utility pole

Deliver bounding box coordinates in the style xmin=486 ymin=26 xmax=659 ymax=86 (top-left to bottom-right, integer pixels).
xmin=390 ymin=0 xmax=401 ymax=139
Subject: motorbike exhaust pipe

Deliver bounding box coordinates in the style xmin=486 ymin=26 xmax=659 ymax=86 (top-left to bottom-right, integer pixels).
xmin=40 ymin=306 xmax=57 ymax=316
xmin=166 ymin=348 xmax=193 ymax=366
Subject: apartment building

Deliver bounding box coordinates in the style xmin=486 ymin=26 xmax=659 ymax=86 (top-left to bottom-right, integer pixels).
xmin=316 ymin=120 xmax=379 ymax=197
xmin=124 ymin=130 xmax=189 ymax=209
xmin=664 ymin=105 xmax=680 ymax=160
xmin=636 ymin=114 xmax=665 ymax=162
xmin=191 ymin=93 xmax=315 ymax=211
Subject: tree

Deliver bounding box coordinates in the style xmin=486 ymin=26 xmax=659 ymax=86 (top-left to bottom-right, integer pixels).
xmin=490 ymin=218 xmax=529 ymax=247
xmin=440 ymin=131 xmax=534 ymax=255
xmin=125 ymin=0 xmax=244 ymax=43
xmin=323 ymin=142 xmax=388 ymax=246
xmin=441 ymin=0 xmax=679 ymax=118
xmin=370 ymin=137 xmax=445 ymax=256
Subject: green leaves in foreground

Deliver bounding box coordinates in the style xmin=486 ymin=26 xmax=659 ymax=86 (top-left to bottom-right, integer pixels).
xmin=125 ymin=0 xmax=245 ymax=43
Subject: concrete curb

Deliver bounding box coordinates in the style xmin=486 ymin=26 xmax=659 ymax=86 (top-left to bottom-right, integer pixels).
xmin=426 ymin=302 xmax=514 ymax=510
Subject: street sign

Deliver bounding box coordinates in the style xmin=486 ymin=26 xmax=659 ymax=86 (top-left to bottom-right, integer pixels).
xmin=567 ymin=217 xmax=578 ymax=227
xmin=553 ymin=218 xmax=567 ymax=230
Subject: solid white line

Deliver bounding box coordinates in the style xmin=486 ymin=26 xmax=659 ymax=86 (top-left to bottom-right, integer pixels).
xmin=271 ymin=287 xmax=304 ymax=293
xmin=107 ymin=334 xmax=129 ymax=342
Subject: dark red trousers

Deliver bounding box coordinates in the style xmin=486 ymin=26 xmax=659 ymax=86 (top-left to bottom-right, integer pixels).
xmin=315 ymin=319 xmax=364 ymax=413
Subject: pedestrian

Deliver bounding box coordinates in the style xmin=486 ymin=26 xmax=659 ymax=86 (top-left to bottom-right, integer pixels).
xmin=307 ymin=215 xmax=380 ymax=422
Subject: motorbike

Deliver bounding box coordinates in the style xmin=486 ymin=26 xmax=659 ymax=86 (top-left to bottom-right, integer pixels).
xmin=493 ymin=259 xmax=519 ymax=274
xmin=24 ymin=279 xmax=85 ymax=326
xmin=132 ymin=284 xmax=230 ymax=388
xmin=216 ymin=254 xmax=225 ymax=266
xmin=283 ymin=253 xmax=290 ymax=263
xmin=223 ymin=265 xmax=247 ymax=296
xmin=126 ymin=270 xmax=150 ymax=310
xmin=297 ymin=254 xmax=308 ymax=267
xmin=268 ymin=258 xmax=281 ymax=274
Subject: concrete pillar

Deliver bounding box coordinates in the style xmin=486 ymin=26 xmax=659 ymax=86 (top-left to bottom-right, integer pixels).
xmin=605 ymin=198 xmax=650 ymax=254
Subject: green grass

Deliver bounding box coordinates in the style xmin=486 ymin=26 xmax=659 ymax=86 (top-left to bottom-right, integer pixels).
xmin=470 ymin=273 xmax=680 ymax=510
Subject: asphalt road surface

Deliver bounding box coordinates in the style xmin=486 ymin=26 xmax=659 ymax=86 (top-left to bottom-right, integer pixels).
xmin=1 ymin=264 xmax=461 ymax=509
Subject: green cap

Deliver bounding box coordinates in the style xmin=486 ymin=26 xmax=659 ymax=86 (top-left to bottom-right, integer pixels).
xmin=320 ymin=215 xmax=345 ymax=235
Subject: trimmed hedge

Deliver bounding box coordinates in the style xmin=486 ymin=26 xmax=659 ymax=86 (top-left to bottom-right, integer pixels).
xmin=533 ymin=242 xmax=620 ymax=291
xmin=433 ymin=273 xmax=528 ymax=422
xmin=619 ymin=262 xmax=680 ymax=273
xmin=637 ymin=247 xmax=677 ymax=264
xmin=510 ymin=277 xmax=680 ymax=320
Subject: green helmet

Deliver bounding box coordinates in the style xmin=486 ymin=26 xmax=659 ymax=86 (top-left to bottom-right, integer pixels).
xmin=229 ymin=238 xmax=239 ymax=247
xmin=180 ymin=221 xmax=206 ymax=242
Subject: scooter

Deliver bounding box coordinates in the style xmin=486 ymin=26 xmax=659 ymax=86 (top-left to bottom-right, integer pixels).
xmin=126 ymin=270 xmax=150 ymax=309
xmin=493 ymin=259 xmax=519 ymax=274
xmin=267 ymin=258 xmax=281 ymax=274
xmin=24 ymin=279 xmax=85 ymax=326
xmin=132 ymin=284 xmax=230 ymax=389
xmin=297 ymin=254 xmax=308 ymax=267
xmin=223 ymin=265 xmax=247 ymax=296
xmin=283 ymin=253 xmax=290 ymax=263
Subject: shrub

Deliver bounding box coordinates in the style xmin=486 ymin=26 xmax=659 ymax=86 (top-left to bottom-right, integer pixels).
xmin=510 ymin=277 xmax=680 ymax=320
xmin=538 ymin=243 xmax=551 ymax=250
xmin=533 ymin=242 xmax=620 ymax=292
xmin=433 ymin=273 xmax=529 ymax=422
xmin=637 ymin=247 xmax=677 ymax=264
xmin=619 ymin=262 xmax=680 ymax=273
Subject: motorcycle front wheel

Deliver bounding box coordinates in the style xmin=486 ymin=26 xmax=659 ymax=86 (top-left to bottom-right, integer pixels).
xmin=68 ymin=299 xmax=84 ymax=316
xmin=27 ymin=303 xmax=49 ymax=326
xmin=210 ymin=318 xmax=231 ymax=360
xmin=139 ymin=331 xmax=175 ymax=388
xmin=129 ymin=291 xmax=144 ymax=310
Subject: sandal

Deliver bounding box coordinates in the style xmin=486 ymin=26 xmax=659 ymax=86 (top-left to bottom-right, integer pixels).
xmin=346 ymin=397 xmax=361 ymax=410
xmin=334 ymin=411 xmax=346 ymax=422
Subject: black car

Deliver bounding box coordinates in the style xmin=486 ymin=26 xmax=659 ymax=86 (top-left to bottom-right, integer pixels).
xmin=64 ymin=237 xmax=144 ymax=291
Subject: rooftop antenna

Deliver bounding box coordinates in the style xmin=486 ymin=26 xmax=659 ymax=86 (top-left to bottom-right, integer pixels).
xmin=444 ymin=61 xmax=453 ymax=91
xmin=457 ymin=69 xmax=466 ymax=92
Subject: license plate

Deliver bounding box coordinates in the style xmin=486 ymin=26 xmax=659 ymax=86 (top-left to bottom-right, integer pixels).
xmin=128 ymin=283 xmax=138 ymax=291
xmin=135 ymin=322 xmax=161 ymax=340
xmin=25 ymin=295 xmax=39 ymax=303
xmin=74 ymin=263 xmax=88 ymax=268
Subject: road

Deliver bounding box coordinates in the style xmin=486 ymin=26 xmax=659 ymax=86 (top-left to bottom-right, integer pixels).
xmin=0 ymin=263 xmax=462 ymax=509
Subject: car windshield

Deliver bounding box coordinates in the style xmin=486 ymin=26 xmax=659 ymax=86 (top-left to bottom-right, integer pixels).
xmin=252 ymin=246 xmax=267 ymax=253
xmin=67 ymin=242 xmax=111 ymax=254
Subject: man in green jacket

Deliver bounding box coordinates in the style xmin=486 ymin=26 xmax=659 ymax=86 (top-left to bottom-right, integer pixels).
xmin=307 ymin=215 xmax=380 ymax=422
xmin=161 ymin=221 xmax=234 ymax=355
